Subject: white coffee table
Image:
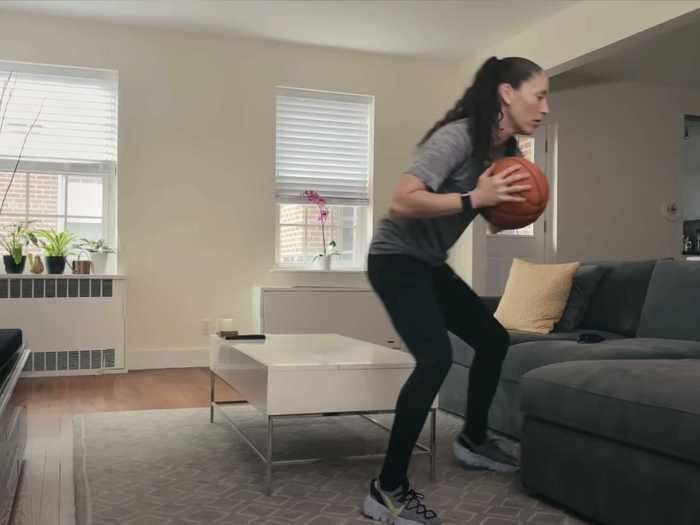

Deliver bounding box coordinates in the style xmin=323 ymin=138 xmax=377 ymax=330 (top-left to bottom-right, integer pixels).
xmin=209 ymin=333 xmax=437 ymax=495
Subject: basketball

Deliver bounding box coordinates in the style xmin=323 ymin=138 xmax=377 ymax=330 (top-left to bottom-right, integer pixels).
xmin=481 ymin=156 xmax=549 ymax=230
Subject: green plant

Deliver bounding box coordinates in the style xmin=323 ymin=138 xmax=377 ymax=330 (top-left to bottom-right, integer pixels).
xmin=78 ymin=238 xmax=115 ymax=254
xmin=33 ymin=229 xmax=77 ymax=257
xmin=0 ymin=221 xmax=36 ymax=264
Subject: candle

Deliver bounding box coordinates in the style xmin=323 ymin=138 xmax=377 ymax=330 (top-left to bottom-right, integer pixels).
xmin=216 ymin=318 xmax=234 ymax=333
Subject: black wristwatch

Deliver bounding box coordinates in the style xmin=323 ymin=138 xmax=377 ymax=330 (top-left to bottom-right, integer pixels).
xmin=460 ymin=192 xmax=475 ymax=215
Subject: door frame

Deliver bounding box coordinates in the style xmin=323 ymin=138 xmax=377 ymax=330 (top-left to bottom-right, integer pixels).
xmin=543 ymin=121 xmax=558 ymax=264
xmin=471 ymin=122 xmax=558 ymax=294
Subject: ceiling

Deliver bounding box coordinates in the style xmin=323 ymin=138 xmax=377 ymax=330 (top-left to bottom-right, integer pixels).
xmin=552 ymin=14 xmax=700 ymax=90
xmin=0 ymin=0 xmax=572 ymax=61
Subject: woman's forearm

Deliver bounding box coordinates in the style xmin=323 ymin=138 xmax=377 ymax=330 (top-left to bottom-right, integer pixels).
xmin=390 ymin=190 xmax=463 ymax=219
xmin=390 ymin=188 xmax=489 ymax=219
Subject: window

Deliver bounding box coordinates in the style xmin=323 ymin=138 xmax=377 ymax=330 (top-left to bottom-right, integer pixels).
xmin=492 ymin=134 xmax=536 ymax=237
xmin=0 ymin=61 xmax=118 ymax=254
xmin=275 ymin=87 xmax=373 ymax=270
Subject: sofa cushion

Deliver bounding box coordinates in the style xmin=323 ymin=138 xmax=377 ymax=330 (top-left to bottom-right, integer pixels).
xmin=0 ymin=329 xmax=22 ymax=368
xmin=637 ymin=260 xmax=700 ymax=341
xmin=508 ymin=328 xmax=624 ymax=346
xmin=521 ymin=359 xmax=700 ymax=465
xmin=448 ymin=329 xmax=625 ymax=368
xmin=494 ymin=258 xmax=579 ymax=334
xmin=552 ymin=264 xmax=606 ymax=332
xmin=500 ymin=337 xmax=700 ymax=382
xmin=582 ymin=259 xmax=656 ymax=336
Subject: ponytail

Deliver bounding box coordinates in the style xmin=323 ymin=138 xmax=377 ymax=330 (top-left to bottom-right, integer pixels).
xmin=419 ymin=56 xmax=542 ymax=162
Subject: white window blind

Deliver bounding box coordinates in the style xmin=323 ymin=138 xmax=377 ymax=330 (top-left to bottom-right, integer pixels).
xmin=0 ymin=61 xmax=118 ymax=176
xmin=275 ymin=87 xmax=373 ymax=205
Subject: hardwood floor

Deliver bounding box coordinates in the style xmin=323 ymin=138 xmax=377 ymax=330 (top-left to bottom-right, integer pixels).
xmin=9 ymin=368 xmax=243 ymax=525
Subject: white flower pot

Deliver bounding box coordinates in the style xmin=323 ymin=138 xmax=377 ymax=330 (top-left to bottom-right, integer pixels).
xmin=90 ymin=252 xmax=111 ymax=274
xmin=322 ymin=256 xmax=332 ymax=271
xmin=313 ymin=255 xmax=332 ymax=271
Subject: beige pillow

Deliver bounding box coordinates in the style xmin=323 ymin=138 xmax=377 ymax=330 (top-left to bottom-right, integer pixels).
xmin=494 ymin=258 xmax=580 ymax=334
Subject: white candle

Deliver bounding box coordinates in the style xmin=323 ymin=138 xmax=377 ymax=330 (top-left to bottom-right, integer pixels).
xmin=216 ymin=318 xmax=234 ymax=332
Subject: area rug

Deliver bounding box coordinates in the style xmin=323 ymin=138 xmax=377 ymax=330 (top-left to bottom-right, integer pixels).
xmin=74 ymin=406 xmax=591 ymax=525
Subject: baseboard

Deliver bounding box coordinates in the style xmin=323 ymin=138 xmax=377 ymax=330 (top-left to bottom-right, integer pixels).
xmin=127 ymin=347 xmax=208 ymax=370
xmin=22 ymin=368 xmax=127 ymax=378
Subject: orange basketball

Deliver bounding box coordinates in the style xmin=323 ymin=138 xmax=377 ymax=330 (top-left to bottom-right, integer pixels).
xmin=481 ymin=156 xmax=549 ymax=230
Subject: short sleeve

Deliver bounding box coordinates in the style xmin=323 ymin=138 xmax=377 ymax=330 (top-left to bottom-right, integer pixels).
xmin=409 ymin=120 xmax=471 ymax=191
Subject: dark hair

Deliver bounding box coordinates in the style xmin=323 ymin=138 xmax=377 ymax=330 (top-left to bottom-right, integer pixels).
xmin=419 ymin=56 xmax=543 ymax=162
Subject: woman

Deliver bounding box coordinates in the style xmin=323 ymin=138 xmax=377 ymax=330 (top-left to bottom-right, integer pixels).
xmin=362 ymin=56 xmax=549 ymax=525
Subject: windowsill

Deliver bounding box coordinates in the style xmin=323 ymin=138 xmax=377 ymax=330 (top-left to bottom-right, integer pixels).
xmin=270 ymin=266 xmax=367 ymax=274
xmin=486 ymin=232 xmax=535 ymax=237
xmin=0 ymin=273 xmax=126 ymax=279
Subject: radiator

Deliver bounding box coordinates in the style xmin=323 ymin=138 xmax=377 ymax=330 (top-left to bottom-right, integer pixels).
xmin=253 ymin=286 xmax=402 ymax=350
xmin=0 ymin=275 xmax=126 ymax=377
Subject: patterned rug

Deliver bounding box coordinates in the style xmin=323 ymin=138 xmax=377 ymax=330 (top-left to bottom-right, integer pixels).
xmin=73 ymin=406 xmax=591 ymax=525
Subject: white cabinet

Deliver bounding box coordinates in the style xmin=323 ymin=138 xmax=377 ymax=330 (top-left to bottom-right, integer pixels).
xmin=253 ymin=287 xmax=402 ymax=350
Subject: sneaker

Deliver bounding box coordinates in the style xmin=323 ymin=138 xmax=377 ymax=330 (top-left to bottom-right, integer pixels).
xmin=453 ymin=434 xmax=519 ymax=472
xmin=362 ymin=478 xmax=442 ymax=525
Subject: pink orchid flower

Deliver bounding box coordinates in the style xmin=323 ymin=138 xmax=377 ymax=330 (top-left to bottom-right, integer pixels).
xmin=303 ymin=189 xmax=335 ymax=257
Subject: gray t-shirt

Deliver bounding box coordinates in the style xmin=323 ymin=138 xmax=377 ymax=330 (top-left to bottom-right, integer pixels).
xmin=369 ymin=118 xmax=503 ymax=267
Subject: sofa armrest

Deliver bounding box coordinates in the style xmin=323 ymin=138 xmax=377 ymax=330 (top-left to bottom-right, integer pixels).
xmin=481 ymin=296 xmax=501 ymax=314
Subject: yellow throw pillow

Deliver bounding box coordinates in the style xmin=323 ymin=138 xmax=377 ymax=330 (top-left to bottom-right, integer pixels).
xmin=494 ymin=258 xmax=580 ymax=334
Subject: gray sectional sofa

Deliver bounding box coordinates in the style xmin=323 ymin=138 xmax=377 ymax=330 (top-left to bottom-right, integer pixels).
xmin=439 ymin=258 xmax=700 ymax=525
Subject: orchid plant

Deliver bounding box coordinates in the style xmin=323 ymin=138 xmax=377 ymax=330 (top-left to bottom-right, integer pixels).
xmin=303 ymin=190 xmax=340 ymax=260
xmin=0 ymin=220 xmax=37 ymax=265
xmin=77 ymin=238 xmax=115 ymax=254
xmin=0 ymin=72 xmax=45 ymax=265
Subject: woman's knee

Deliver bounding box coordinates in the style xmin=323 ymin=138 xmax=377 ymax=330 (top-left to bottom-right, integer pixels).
xmin=414 ymin=352 xmax=452 ymax=382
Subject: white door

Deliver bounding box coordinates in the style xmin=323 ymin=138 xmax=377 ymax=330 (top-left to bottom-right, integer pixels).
xmin=484 ymin=124 xmax=553 ymax=295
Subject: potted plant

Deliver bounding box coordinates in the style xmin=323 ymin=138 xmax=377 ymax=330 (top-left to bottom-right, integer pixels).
xmin=33 ymin=229 xmax=77 ymax=274
xmin=0 ymin=221 xmax=36 ymax=274
xmin=303 ymin=190 xmax=340 ymax=270
xmin=77 ymin=238 xmax=115 ymax=274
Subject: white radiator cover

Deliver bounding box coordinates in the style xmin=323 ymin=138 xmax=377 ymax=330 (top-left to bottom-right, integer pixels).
xmin=253 ymin=286 xmax=402 ymax=350
xmin=0 ymin=275 xmax=126 ymax=376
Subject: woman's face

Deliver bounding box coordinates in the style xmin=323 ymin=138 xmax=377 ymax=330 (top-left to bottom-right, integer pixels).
xmin=502 ymin=71 xmax=549 ymax=135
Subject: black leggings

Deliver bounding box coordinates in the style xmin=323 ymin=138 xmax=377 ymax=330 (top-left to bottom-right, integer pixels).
xmin=367 ymin=253 xmax=510 ymax=490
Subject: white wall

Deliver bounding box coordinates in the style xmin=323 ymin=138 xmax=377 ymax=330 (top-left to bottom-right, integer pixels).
xmin=681 ymin=124 xmax=700 ymax=220
xmin=5 ymin=6 xmax=697 ymax=362
xmin=549 ymin=81 xmax=700 ymax=262
xmin=460 ymin=1 xmax=700 ymax=77
xmin=448 ymin=0 xmax=700 ymax=290
xmin=0 ymin=11 xmax=464 ymax=362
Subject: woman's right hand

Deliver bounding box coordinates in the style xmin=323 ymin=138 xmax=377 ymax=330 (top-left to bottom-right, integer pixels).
xmin=469 ymin=164 xmax=532 ymax=209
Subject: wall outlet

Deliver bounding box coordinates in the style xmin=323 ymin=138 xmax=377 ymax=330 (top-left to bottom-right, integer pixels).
xmin=200 ymin=319 xmax=210 ymax=336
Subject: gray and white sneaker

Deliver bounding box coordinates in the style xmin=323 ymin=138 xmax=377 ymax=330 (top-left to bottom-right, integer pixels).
xmin=453 ymin=434 xmax=519 ymax=472
xmin=362 ymin=478 xmax=442 ymax=525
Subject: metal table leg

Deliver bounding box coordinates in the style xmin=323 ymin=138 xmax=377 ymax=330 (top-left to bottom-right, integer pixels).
xmin=209 ymin=367 xmax=438 ymax=495
xmin=209 ymin=368 xmax=215 ymax=423
xmin=266 ymin=416 xmax=273 ymax=496
xmin=430 ymin=408 xmax=437 ymax=481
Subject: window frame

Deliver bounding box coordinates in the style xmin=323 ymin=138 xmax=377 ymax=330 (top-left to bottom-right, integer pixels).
xmin=0 ymin=60 xmax=118 ymax=259
xmin=0 ymin=171 xmax=115 ymax=253
xmin=273 ymin=86 xmax=374 ymax=271
xmin=274 ymin=202 xmax=371 ymax=271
